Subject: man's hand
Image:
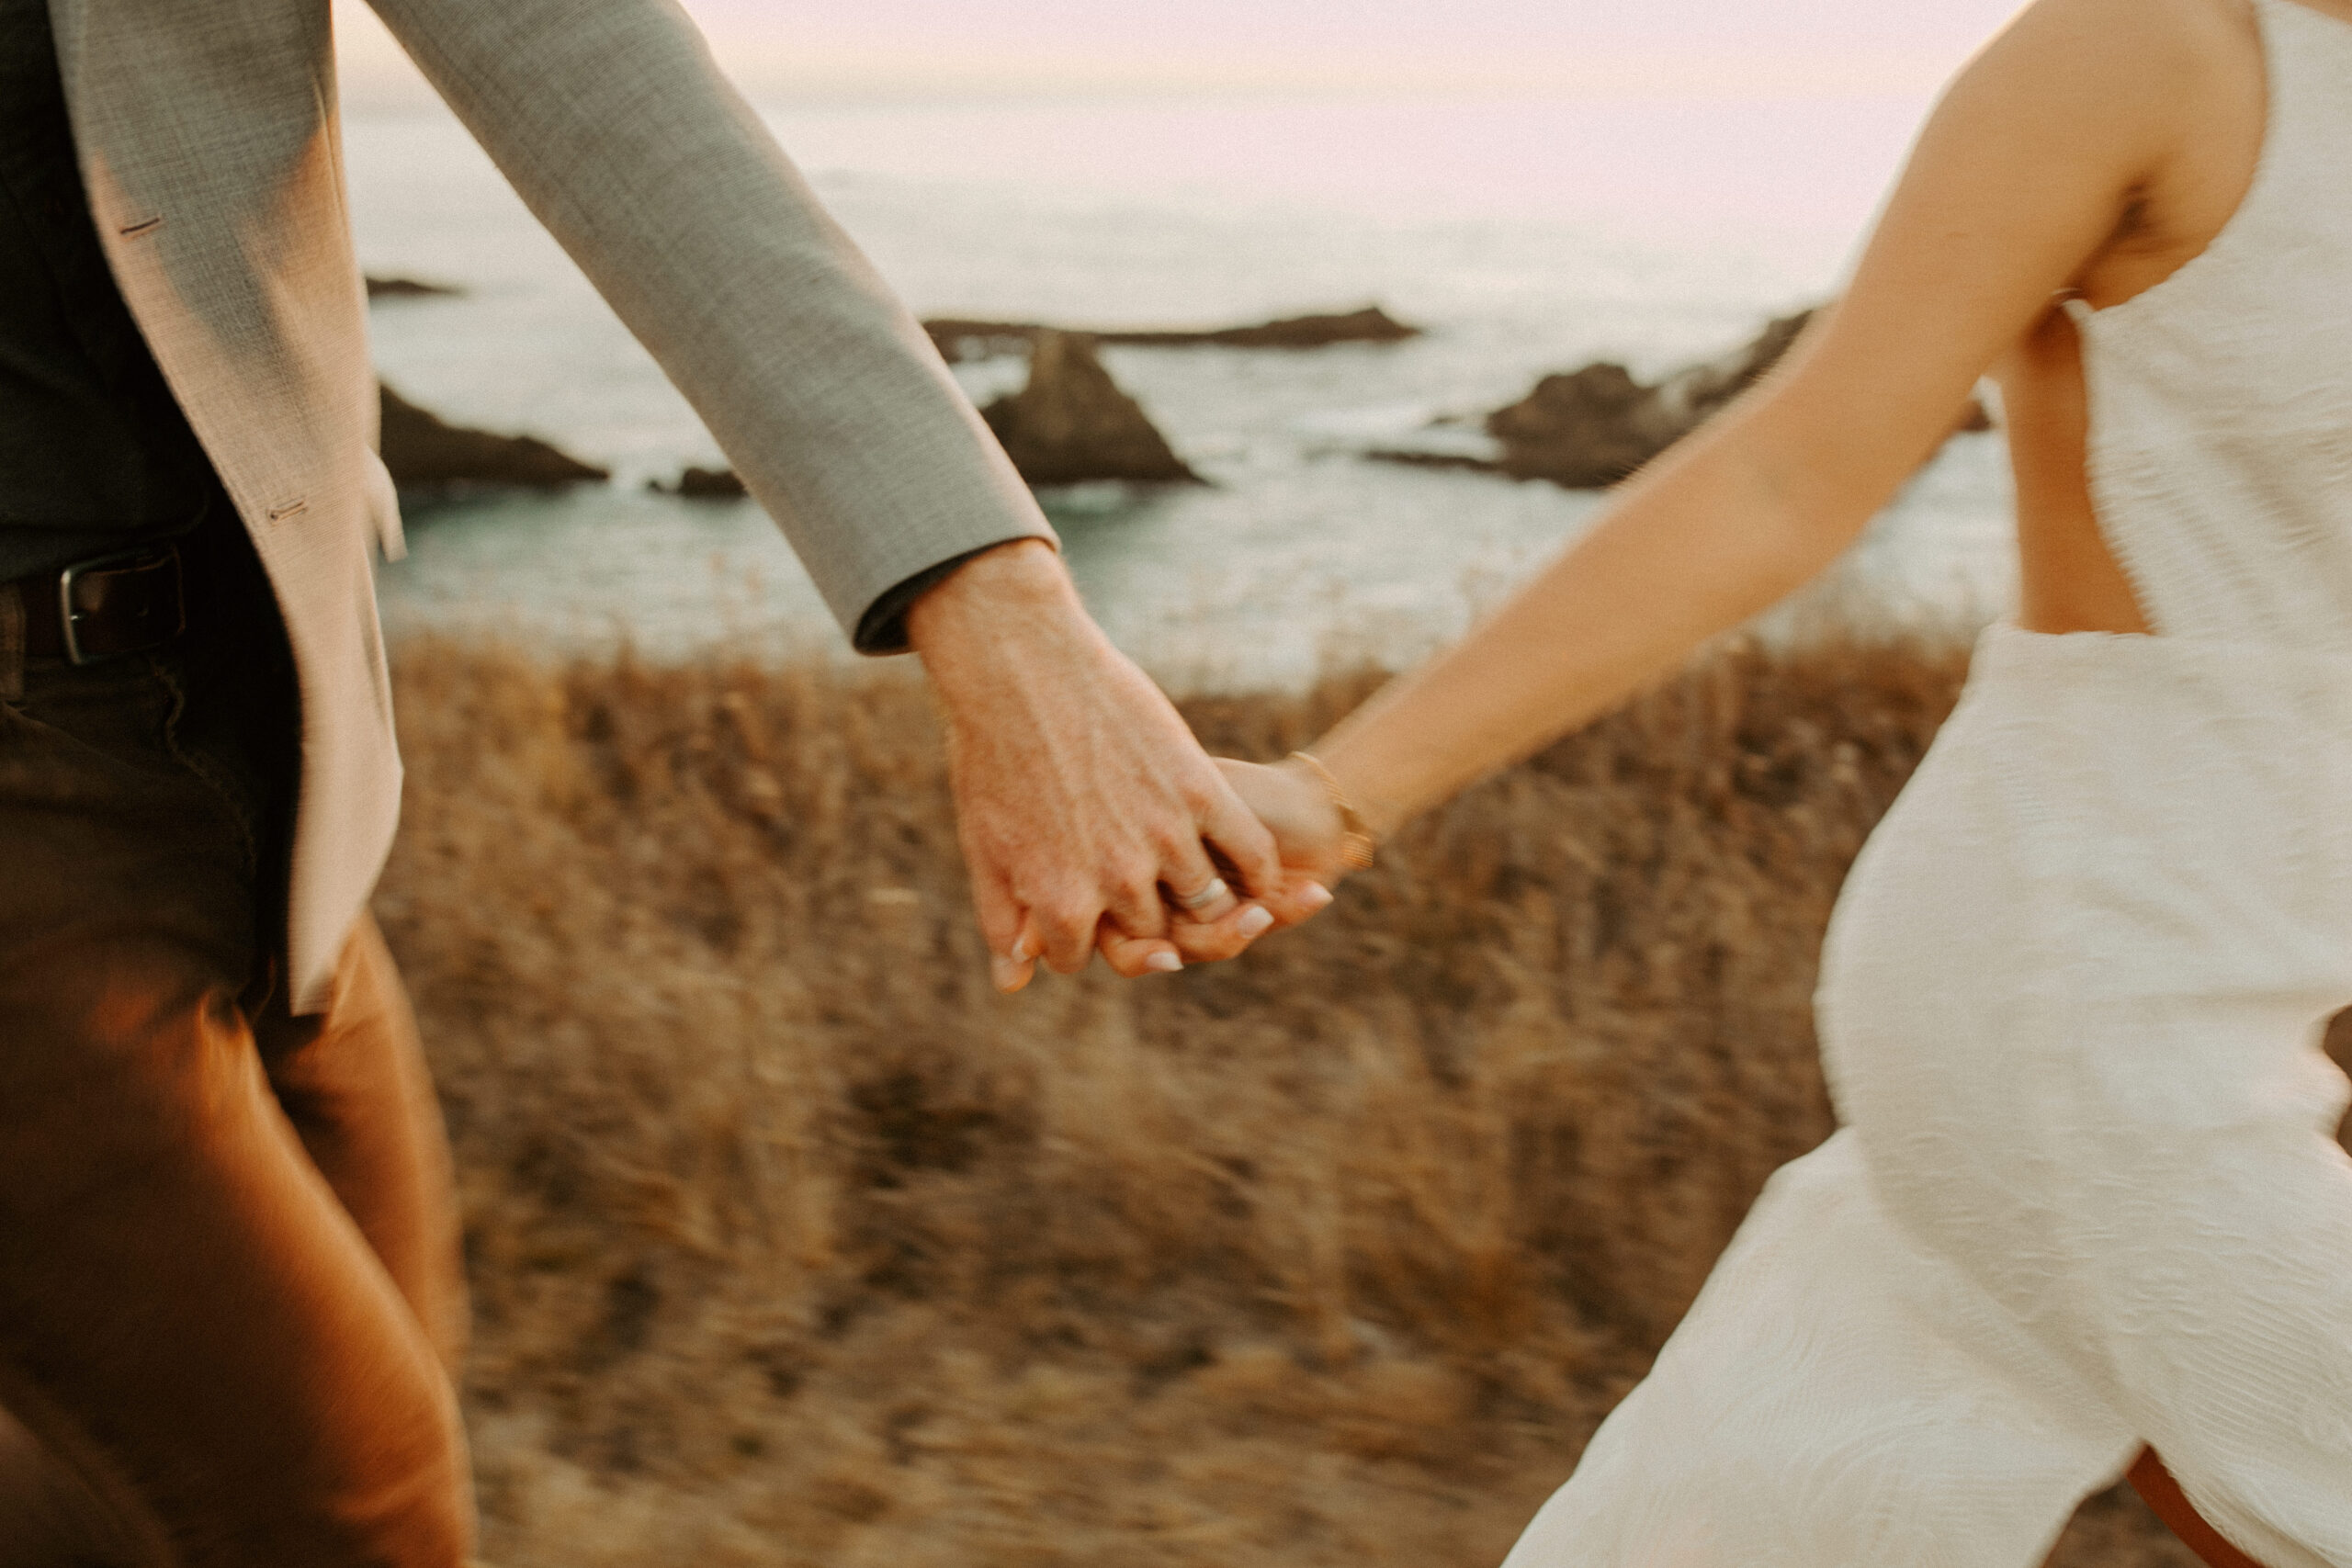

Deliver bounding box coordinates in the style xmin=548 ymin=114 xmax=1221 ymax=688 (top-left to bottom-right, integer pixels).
xmin=908 ymin=540 xmax=1316 ymax=991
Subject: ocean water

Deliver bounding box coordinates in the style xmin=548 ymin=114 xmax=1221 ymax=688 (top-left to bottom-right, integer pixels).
xmin=350 ymin=92 xmax=2016 ymax=690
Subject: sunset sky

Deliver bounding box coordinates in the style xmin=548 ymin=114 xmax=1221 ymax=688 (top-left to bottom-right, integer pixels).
xmin=335 ymin=0 xmax=2030 ymax=107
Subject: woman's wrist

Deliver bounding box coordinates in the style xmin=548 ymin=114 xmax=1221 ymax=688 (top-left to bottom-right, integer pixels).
xmin=1327 ymin=738 xmax=1423 ymax=834
xmin=1283 ymin=751 xmax=1384 ymax=869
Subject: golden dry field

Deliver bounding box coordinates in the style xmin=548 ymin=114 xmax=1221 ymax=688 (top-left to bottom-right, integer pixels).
xmin=377 ymin=632 xmax=2210 ymax=1568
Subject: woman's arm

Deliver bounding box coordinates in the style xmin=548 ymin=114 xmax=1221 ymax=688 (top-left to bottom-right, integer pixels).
xmin=1260 ymin=0 xmax=2215 ymax=859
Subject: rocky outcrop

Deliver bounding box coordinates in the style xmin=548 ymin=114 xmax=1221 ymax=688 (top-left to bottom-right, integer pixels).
xmin=929 ymin=305 xmax=1419 ymax=362
xmin=648 ymin=466 xmax=749 ymax=500
xmin=1102 ymin=305 xmax=1421 ymax=350
xmin=365 ymin=276 xmax=463 ymax=299
xmin=978 ymin=331 xmax=1202 ymax=487
xmin=378 ymin=382 xmax=609 ymax=491
xmin=1363 ymin=447 xmax=1505 ymax=475
xmin=1486 ymin=310 xmax=1815 ymax=489
xmin=1374 ymin=310 xmax=1989 ymax=489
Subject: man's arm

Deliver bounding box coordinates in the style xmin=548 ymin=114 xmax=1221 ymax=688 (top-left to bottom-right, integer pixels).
xmin=365 ymin=0 xmax=1046 ymax=641
xmin=363 ymin=0 xmax=1307 ymax=979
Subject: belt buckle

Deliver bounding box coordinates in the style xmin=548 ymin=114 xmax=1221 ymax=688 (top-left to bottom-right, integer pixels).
xmin=57 ymin=546 xmax=185 ymax=667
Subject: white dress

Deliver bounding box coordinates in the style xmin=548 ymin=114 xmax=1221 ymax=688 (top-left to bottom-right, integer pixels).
xmin=1501 ymin=4 xmax=2352 ymax=1564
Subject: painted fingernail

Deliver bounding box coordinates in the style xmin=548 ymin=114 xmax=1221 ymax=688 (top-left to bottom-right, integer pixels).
xmin=1146 ymin=951 xmax=1183 ymax=974
xmin=1300 ymin=883 xmax=1334 ymax=911
xmin=1237 ymin=905 xmax=1275 ymax=938
xmin=1010 ymin=934 xmax=1038 ymax=963
xmin=990 ymin=955 xmax=1025 ymax=992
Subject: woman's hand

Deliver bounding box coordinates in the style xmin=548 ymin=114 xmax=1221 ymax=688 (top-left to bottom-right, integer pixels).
xmin=1216 ymin=757 xmax=1362 ymax=895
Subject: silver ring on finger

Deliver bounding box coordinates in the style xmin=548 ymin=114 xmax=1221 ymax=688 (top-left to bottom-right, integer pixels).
xmin=1173 ymin=877 xmax=1230 ymax=913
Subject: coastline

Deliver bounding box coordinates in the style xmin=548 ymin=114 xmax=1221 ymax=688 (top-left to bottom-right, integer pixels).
xmin=348 ymin=100 xmax=2020 ymax=681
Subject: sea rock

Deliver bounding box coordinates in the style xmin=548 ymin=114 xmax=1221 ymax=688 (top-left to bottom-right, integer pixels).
xmin=365 ymin=275 xmax=463 ymax=299
xmin=1484 ymin=361 xmax=1667 ymax=490
xmin=1487 ymin=310 xmax=1815 ymax=489
xmin=928 ymin=304 xmax=1420 ymax=362
xmin=1363 ymin=448 xmax=1506 ymax=475
xmin=378 ymin=382 xmax=609 ymax=491
xmin=1102 ymin=305 xmax=1422 ymax=350
xmin=978 ymin=331 xmax=1202 ymax=487
xmin=1469 ymin=310 xmax=1993 ymax=489
xmin=648 ymin=466 xmax=749 ymax=500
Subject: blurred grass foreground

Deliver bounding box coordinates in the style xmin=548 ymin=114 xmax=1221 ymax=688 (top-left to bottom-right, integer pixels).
xmin=378 ymin=630 xmax=2205 ymax=1568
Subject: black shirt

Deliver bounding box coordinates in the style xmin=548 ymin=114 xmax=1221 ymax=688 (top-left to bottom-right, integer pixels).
xmin=0 ymin=0 xmax=217 ymax=582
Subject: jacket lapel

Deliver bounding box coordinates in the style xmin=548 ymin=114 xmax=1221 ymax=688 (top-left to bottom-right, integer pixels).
xmin=48 ymin=0 xmax=406 ymax=1015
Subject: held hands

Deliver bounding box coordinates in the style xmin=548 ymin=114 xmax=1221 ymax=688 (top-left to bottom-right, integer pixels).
xmin=909 ymin=541 xmax=1332 ymax=991
xmin=1215 ymin=756 xmax=1370 ymax=891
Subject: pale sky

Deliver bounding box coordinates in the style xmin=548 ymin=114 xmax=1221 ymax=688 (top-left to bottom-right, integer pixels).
xmin=336 ymin=0 xmax=2030 ymax=107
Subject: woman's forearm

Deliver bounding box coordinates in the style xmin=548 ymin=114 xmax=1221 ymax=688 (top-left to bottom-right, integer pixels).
xmin=1296 ymin=0 xmax=2175 ymax=850
xmin=1311 ymin=415 xmax=1873 ymax=838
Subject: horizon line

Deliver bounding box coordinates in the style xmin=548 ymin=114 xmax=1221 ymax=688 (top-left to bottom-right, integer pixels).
xmin=335 ymin=43 xmax=1962 ymax=115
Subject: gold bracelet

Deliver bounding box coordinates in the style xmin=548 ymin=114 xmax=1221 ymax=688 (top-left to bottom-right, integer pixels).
xmin=1288 ymin=751 xmax=1379 ymax=870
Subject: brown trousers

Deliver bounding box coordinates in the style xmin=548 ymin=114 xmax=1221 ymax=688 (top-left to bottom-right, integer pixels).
xmin=0 ymin=517 xmax=472 ymax=1566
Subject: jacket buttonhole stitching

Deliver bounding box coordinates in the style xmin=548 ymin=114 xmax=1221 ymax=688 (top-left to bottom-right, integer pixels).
xmin=117 ymin=216 xmax=164 ymax=238
xmin=267 ymin=501 xmax=308 ymax=523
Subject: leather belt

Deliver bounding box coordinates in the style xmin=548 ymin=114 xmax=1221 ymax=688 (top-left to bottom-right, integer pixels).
xmin=12 ymin=546 xmax=188 ymax=665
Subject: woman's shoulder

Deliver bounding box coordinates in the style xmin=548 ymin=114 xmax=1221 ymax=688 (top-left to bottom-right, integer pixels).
xmin=2145 ymin=0 xmax=2262 ymax=61
xmin=1985 ymin=0 xmax=2256 ymax=80
xmin=1938 ymin=0 xmax=2265 ymax=304
xmin=1947 ymin=0 xmax=2260 ymax=170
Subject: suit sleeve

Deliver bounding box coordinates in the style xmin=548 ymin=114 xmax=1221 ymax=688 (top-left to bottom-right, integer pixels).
xmin=362 ymin=0 xmax=1055 ymax=652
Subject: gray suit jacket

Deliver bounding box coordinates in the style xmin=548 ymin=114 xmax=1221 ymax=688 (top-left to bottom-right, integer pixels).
xmin=49 ymin=0 xmax=1055 ymax=1010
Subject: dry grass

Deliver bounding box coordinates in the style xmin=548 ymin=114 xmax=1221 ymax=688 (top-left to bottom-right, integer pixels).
xmin=375 ymin=630 xmax=2201 ymax=1568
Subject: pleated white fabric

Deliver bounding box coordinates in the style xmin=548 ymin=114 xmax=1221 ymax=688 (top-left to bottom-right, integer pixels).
xmin=1502 ymin=6 xmax=2352 ymax=1562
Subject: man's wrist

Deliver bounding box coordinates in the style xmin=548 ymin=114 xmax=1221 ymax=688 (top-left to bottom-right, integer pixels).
xmin=905 ymin=538 xmax=1074 ymax=659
